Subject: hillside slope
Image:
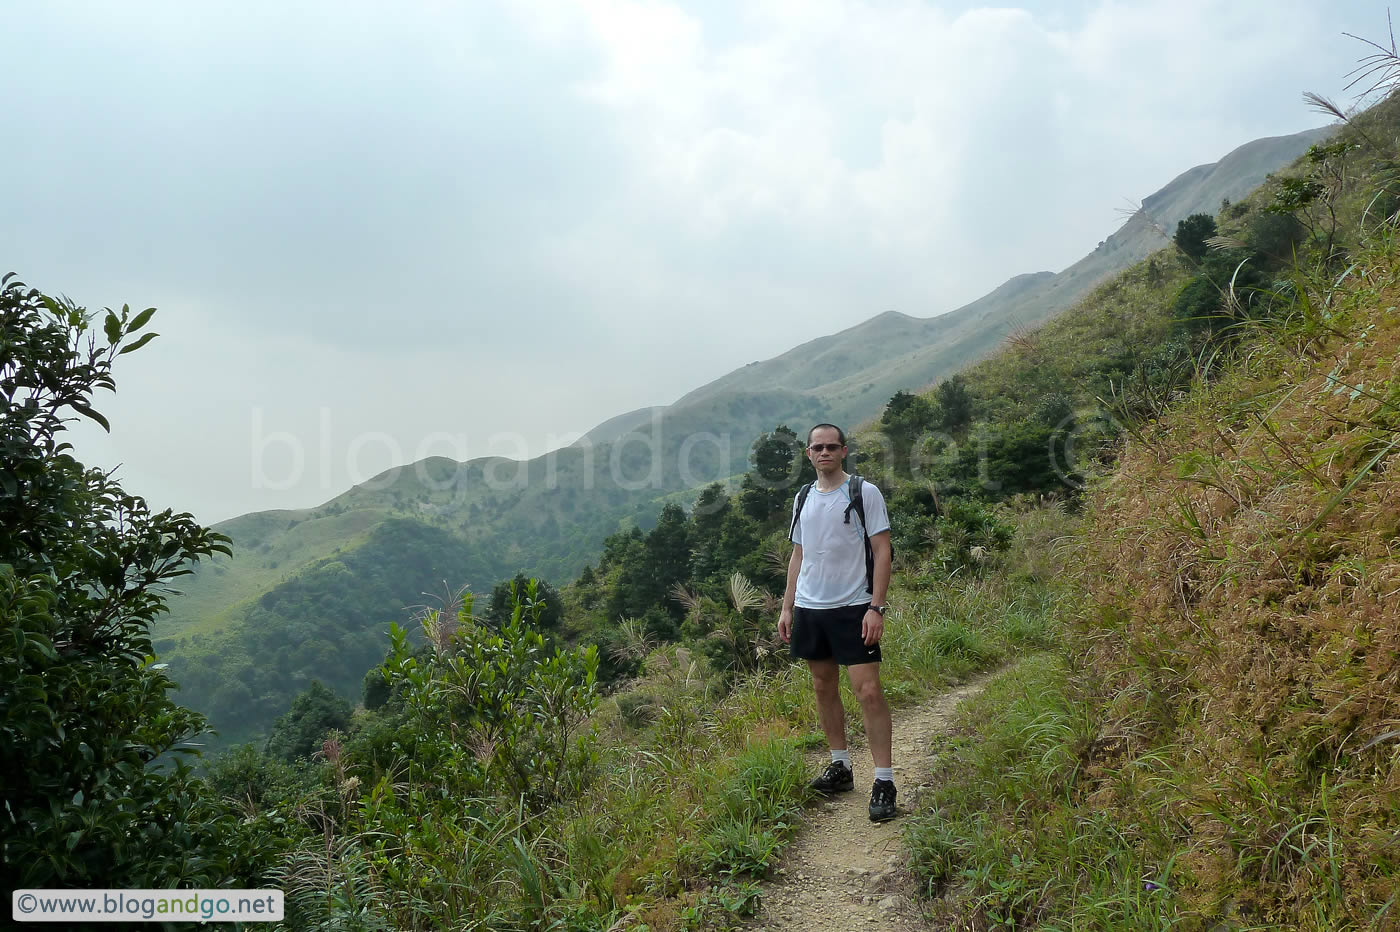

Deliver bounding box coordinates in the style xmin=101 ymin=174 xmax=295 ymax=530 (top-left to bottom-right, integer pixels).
xmin=158 ymin=121 xmax=1336 ymax=748
xmin=898 ymin=93 xmax=1400 ymax=928
xmin=672 ymin=125 xmax=1334 ymax=425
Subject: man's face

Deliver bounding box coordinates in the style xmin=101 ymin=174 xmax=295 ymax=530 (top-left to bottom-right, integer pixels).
xmin=807 ymin=428 xmax=846 ymax=474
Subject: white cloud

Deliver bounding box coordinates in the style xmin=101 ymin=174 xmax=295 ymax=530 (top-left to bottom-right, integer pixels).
xmin=6 ymin=0 xmax=1384 ymax=522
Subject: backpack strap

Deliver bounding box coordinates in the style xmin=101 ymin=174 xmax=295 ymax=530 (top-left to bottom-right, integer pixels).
xmin=788 ymin=482 xmax=814 ymax=543
xmin=844 ymin=475 xmax=875 ymax=595
xmin=843 ymin=475 xmax=865 ymax=526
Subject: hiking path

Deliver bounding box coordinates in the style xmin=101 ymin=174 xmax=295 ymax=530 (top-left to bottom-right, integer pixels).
xmin=742 ymin=674 xmax=995 ymax=930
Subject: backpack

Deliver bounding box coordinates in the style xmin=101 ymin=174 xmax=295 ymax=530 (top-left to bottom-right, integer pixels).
xmin=788 ymin=475 xmax=881 ymax=595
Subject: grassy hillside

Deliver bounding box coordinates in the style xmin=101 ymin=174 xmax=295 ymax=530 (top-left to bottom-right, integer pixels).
xmin=676 ymin=123 xmax=1333 ymax=421
xmin=154 ymin=506 xmax=388 ymax=641
xmin=157 ymin=75 xmax=1400 ymax=932
xmin=158 ymin=121 xmax=1334 ymax=753
xmin=900 ymin=90 xmax=1400 ymax=928
xmin=163 ymin=388 xmax=828 ymax=747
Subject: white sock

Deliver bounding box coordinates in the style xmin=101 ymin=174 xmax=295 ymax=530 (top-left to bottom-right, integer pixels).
xmin=831 ymin=749 xmax=851 ymax=768
xmin=874 ymin=767 xmax=894 ymax=783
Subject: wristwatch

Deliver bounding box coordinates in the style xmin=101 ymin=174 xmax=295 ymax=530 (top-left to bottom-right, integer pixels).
xmin=870 ymin=604 xmax=887 ymax=616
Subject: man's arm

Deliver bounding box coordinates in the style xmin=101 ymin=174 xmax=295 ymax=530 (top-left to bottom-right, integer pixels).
xmin=778 ymin=543 xmax=802 ymax=643
xmin=870 ymin=530 xmax=891 ymax=606
xmin=862 ymin=530 xmax=892 ymax=645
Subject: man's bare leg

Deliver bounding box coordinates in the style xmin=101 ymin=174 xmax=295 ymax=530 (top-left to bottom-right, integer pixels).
xmin=808 ymin=658 xmax=847 ymax=751
xmin=845 ymin=662 xmax=892 ymax=769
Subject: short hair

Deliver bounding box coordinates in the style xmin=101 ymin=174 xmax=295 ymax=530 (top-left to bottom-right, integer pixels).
xmin=807 ymin=423 xmax=847 ymax=446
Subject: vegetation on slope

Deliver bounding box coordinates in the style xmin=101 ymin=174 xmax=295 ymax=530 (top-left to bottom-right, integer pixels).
xmin=153 ymin=121 xmax=1328 ymax=755
xmin=903 ymin=80 xmax=1400 ymax=930
xmin=9 ymin=41 xmax=1395 ymax=932
xmin=0 ymin=277 xmax=268 ymax=895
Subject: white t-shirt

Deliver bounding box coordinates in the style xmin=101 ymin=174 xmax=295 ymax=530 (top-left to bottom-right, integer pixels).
xmin=790 ymin=476 xmax=891 ymax=609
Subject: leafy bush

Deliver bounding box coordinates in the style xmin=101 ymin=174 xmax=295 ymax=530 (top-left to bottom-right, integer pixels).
xmin=616 ymin=691 xmax=659 ymax=729
xmin=0 ymin=275 xmax=265 ymax=889
xmin=264 ymin=680 xmax=353 ymax=761
xmin=1173 ymin=212 xmax=1218 ymax=261
xmin=926 ymin=498 xmax=1014 ymax=574
xmin=381 ymin=581 xmax=600 ymax=809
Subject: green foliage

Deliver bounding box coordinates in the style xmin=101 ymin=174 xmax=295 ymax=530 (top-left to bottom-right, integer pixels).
xmin=922 ymin=498 xmax=1013 ymax=575
xmin=738 ymin=425 xmax=812 ymax=521
xmin=680 ymin=574 xmax=785 ymax=682
xmin=1264 ymin=139 xmax=1362 ymax=259
xmin=867 ymin=255 xmax=1193 ymax=514
xmin=1171 ymin=271 xmax=1225 ymax=328
xmin=485 ymin=572 xmax=563 ymax=631
xmin=602 ymin=504 xmax=692 ymax=625
xmin=934 ymin=375 xmax=973 ymax=433
xmin=880 ymin=390 xmax=940 ymax=468
xmin=1247 ymin=209 xmax=1306 ymax=263
xmin=360 ymin=662 xmax=391 ymax=710
xmin=1098 ymin=334 xmax=1197 ymax=427
xmin=689 ymin=482 xmax=732 ymax=582
xmin=616 ymin=690 xmax=659 ymax=729
xmin=382 ymin=580 xmax=600 ymax=809
xmin=264 ymin=681 xmax=353 ymax=762
xmin=1173 ymin=212 xmax=1218 ymax=261
xmin=690 ymin=741 xmax=808 ymax=880
xmin=203 ymin=744 xmax=314 ymax=812
xmin=0 ymin=274 xmax=264 ymax=890
xmin=960 ymin=419 xmax=1070 ymax=498
xmin=168 ymin=517 xmax=484 ymax=749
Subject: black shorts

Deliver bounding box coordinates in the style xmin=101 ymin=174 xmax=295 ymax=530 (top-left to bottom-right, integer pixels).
xmin=790 ymin=603 xmax=881 ymax=665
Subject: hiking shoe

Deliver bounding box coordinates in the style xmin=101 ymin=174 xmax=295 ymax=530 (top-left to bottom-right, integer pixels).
xmin=869 ymin=779 xmax=897 ymax=822
xmin=810 ymin=760 xmax=854 ymax=794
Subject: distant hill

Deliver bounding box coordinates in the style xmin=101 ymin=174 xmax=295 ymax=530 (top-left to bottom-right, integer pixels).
xmin=575 ymin=405 xmax=667 ymax=447
xmin=158 ymin=120 xmax=1337 ymax=748
xmin=670 ymin=126 xmax=1336 ymax=429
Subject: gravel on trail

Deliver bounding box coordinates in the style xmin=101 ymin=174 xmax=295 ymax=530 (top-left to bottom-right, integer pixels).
xmin=741 ymin=675 xmax=995 ymax=930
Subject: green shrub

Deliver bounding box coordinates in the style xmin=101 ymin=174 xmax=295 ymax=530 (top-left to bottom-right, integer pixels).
xmin=264 ymin=680 xmax=353 ymax=761
xmin=0 ymin=276 xmax=267 ymax=890
xmin=381 ymin=581 xmax=600 ymax=809
xmin=617 ymin=691 xmax=659 ymax=729
xmin=1173 ymin=212 xmax=1218 ymax=261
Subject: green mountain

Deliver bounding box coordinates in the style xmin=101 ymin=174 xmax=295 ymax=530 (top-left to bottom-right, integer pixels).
xmin=667 ymin=126 xmax=1335 ymax=428
xmin=158 ymin=121 xmax=1336 ymax=748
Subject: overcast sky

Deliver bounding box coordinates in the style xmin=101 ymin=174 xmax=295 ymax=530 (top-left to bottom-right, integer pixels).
xmin=3 ymin=0 xmax=1387 ymax=524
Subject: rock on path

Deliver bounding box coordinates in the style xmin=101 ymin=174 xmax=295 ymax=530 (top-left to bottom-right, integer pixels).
xmin=742 ymin=675 xmax=994 ymax=931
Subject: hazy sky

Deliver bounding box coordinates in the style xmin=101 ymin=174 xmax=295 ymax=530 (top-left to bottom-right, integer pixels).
xmin=3 ymin=0 xmax=1386 ymax=524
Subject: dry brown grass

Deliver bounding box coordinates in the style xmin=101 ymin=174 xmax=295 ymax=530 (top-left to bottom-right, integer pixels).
xmin=1070 ymin=235 xmax=1400 ymax=925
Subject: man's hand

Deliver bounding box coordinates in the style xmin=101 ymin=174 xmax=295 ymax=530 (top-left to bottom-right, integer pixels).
xmin=778 ymin=608 xmax=793 ymax=643
xmin=861 ymin=608 xmax=884 ymax=646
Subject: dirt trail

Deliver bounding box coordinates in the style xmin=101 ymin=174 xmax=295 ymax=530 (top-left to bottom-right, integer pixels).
xmin=743 ymin=675 xmax=994 ymax=930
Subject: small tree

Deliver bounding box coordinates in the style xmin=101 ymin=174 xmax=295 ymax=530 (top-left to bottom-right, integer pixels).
xmin=881 ymin=390 xmax=938 ymax=472
xmin=485 ymin=572 xmax=563 ymax=631
xmin=264 ymin=681 xmax=353 ymax=761
xmin=1173 ymin=213 xmax=1218 ymax=262
xmin=739 ymin=425 xmax=811 ymax=520
xmin=935 ymin=375 xmax=974 ymax=434
xmin=0 ymin=275 xmax=259 ymax=888
xmin=382 ymin=582 xmax=599 ymax=809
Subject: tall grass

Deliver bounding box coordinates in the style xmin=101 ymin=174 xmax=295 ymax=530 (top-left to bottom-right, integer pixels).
xmin=904 ymin=90 xmax=1400 ymax=929
xmin=541 ymin=561 xmax=1055 ymax=930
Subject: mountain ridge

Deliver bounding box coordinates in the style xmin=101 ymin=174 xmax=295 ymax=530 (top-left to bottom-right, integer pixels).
xmin=159 ymin=118 xmax=1339 ymax=747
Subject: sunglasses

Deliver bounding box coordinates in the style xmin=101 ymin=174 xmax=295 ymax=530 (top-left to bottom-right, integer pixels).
xmin=808 ymin=443 xmax=845 ymax=453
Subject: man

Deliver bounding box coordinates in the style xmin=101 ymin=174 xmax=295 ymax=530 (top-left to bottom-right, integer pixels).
xmin=778 ymin=424 xmax=897 ymax=822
